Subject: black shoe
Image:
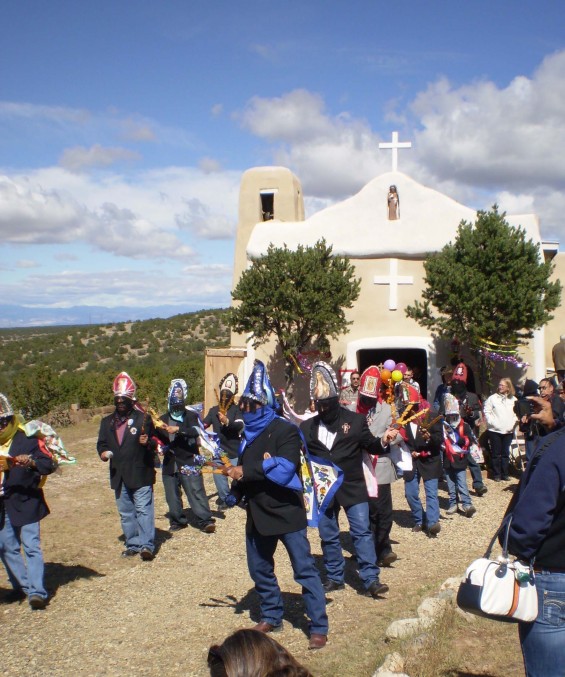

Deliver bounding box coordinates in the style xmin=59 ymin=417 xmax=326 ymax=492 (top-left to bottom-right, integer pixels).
xmin=4 ymin=589 xmax=26 ymax=603
xmin=367 ymin=581 xmax=389 ymax=598
xmin=169 ymin=523 xmax=187 ymax=532
xmin=140 ymin=547 xmax=155 ymax=561
xmin=121 ymin=548 xmax=138 ymax=558
xmin=412 ymin=524 xmax=423 ymax=533
xmin=323 ymin=580 xmax=345 ymax=593
xmin=502 ymin=476 xmax=511 ymax=481
xmin=29 ymin=594 xmax=47 ymax=610
xmin=427 ymin=522 xmax=441 ymax=537
xmin=475 ymin=486 xmax=488 ymax=497
xmin=463 ymin=505 xmax=477 ymax=518
xmin=201 ymin=522 xmax=216 ymax=533
xmin=377 ymin=552 xmax=398 ymax=567
xmin=493 ymin=477 xmax=501 ymax=482
xmin=216 ymin=501 xmax=229 ymax=510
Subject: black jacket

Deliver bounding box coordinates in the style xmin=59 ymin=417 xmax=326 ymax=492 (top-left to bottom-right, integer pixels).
xmin=402 ymin=420 xmax=444 ymax=481
xmin=300 ymin=407 xmax=386 ymax=508
xmin=97 ymin=408 xmax=156 ymax=490
xmin=153 ymin=409 xmax=201 ymax=476
xmin=2 ymin=430 xmax=57 ymax=527
xmin=203 ymin=403 xmax=243 ymax=459
xmin=240 ymin=417 xmax=306 ymax=537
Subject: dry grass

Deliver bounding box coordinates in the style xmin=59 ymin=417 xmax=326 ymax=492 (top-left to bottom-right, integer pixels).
xmin=0 ymin=420 xmax=524 ymax=676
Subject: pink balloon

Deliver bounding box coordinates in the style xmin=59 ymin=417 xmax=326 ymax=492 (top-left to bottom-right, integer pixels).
xmin=396 ymin=362 xmax=407 ymax=375
xmin=383 ymin=359 xmax=396 ymax=371
xmin=391 ymin=369 xmax=403 ymax=382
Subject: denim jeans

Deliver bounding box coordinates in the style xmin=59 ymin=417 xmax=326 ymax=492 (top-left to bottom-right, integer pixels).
xmin=212 ymin=473 xmax=230 ymax=502
xmin=0 ymin=512 xmax=47 ymax=599
xmin=246 ymin=526 xmax=328 ymax=635
xmin=115 ymin=483 xmax=155 ymax=552
xmin=445 ymin=468 xmax=473 ymax=509
xmin=466 ymin=454 xmax=485 ymax=489
xmin=318 ymin=502 xmax=380 ymax=589
xmin=162 ymin=472 xmax=213 ymax=527
xmin=519 ymin=572 xmax=565 ymax=677
xmin=404 ymin=471 xmax=439 ymax=528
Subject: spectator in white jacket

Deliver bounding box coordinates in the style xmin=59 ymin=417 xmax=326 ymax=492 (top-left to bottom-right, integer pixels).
xmin=483 ymin=378 xmax=518 ymax=481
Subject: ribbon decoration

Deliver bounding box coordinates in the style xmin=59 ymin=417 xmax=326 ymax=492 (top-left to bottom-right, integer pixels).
xmin=179 ymin=412 xmax=233 ymax=476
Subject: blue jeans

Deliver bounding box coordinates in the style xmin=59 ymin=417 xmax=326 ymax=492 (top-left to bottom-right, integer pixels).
xmin=467 ymin=454 xmax=485 ymax=489
xmin=404 ymin=471 xmax=439 ymax=528
xmin=213 ymin=473 xmax=230 ymax=502
xmin=0 ymin=512 xmax=47 ymax=599
xmin=162 ymin=472 xmax=213 ymax=527
xmin=318 ymin=502 xmax=380 ymax=589
xmin=246 ymin=527 xmax=328 ymax=635
xmin=445 ymin=468 xmax=473 ymax=509
xmin=519 ymin=572 xmax=565 ymax=677
xmin=115 ymin=483 xmax=155 ymax=552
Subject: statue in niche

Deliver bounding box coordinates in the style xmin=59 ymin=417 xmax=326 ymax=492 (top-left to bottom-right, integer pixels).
xmin=387 ymin=185 xmax=400 ymax=220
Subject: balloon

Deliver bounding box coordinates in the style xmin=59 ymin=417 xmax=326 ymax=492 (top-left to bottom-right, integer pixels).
xmin=391 ymin=370 xmax=403 ymax=382
xmin=383 ymin=359 xmax=396 ymax=371
xmin=396 ymin=362 xmax=407 ymax=375
xmin=380 ymin=368 xmax=391 ymax=382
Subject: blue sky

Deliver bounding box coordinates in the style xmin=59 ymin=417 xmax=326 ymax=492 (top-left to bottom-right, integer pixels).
xmin=1 ymin=1 xmax=564 ymax=325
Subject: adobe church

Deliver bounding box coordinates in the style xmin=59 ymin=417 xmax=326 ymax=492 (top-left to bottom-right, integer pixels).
xmin=205 ymin=134 xmax=564 ymax=407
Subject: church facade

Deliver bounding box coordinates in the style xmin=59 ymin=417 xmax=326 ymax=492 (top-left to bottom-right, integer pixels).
xmin=205 ymin=158 xmax=563 ymax=408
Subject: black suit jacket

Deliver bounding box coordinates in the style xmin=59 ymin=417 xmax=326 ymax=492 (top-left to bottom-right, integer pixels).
xmin=402 ymin=420 xmax=444 ymax=481
xmin=97 ymin=409 xmax=156 ymax=490
xmin=300 ymin=408 xmax=386 ymax=508
xmin=203 ymin=403 xmax=243 ymax=459
xmin=153 ymin=409 xmax=200 ymax=476
xmin=240 ymin=417 xmax=306 ymax=537
xmin=2 ymin=431 xmax=57 ymax=527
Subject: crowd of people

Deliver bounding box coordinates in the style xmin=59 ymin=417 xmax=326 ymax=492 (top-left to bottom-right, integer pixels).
xmin=2 ymin=355 xmax=565 ymax=675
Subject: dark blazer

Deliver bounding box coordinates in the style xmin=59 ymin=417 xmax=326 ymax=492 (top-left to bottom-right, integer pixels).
xmin=402 ymin=420 xmax=444 ymax=481
xmin=2 ymin=431 xmax=57 ymax=527
xmin=153 ymin=409 xmax=201 ymax=476
xmin=240 ymin=417 xmax=306 ymax=537
xmin=97 ymin=408 xmax=156 ymax=490
xmin=300 ymin=407 xmax=386 ymax=508
xmin=203 ymin=403 xmax=244 ymax=459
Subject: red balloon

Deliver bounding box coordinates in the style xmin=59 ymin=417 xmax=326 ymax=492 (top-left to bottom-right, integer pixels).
xmin=396 ymin=362 xmax=407 ymax=375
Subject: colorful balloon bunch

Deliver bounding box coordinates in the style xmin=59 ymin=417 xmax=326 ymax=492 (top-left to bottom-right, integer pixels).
xmin=381 ymin=359 xmax=408 ymax=385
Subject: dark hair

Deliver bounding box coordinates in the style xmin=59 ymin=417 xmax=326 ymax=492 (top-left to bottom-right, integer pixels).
xmin=207 ymin=629 xmax=314 ymax=677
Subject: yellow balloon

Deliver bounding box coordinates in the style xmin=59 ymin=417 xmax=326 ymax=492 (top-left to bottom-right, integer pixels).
xmin=391 ymin=369 xmax=403 ymax=382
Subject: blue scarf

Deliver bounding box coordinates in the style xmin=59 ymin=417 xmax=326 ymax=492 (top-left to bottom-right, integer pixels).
xmin=242 ymin=406 xmax=277 ymax=446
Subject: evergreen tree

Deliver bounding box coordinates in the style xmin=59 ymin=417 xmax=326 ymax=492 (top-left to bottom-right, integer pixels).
xmin=229 ymin=239 xmax=360 ymax=397
xmin=405 ymin=206 xmax=561 ymax=350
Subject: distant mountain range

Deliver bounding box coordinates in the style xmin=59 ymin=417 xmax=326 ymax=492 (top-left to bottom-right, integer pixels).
xmin=0 ymin=303 xmax=225 ymax=328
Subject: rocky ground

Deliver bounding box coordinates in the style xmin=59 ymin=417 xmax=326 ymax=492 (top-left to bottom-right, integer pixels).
xmin=0 ymin=421 xmax=523 ymax=677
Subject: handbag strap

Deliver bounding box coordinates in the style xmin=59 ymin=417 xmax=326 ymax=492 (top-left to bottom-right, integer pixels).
xmin=484 ymin=515 xmax=512 ymax=559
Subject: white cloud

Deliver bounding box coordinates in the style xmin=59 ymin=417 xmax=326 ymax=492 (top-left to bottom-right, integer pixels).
xmin=16 ymin=259 xmax=39 ymax=269
xmin=0 ymin=267 xmax=232 ymax=308
xmin=176 ymin=198 xmax=235 ymax=240
xmin=59 ymin=144 xmax=141 ymax=172
xmin=238 ymin=89 xmax=390 ymax=198
xmin=198 ymin=156 xmax=222 ymax=173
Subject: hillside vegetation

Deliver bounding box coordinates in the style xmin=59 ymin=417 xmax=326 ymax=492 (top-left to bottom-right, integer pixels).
xmin=0 ymin=308 xmax=230 ymax=418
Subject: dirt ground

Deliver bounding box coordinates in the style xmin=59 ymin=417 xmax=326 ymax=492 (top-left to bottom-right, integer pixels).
xmin=0 ymin=420 xmax=524 ymax=677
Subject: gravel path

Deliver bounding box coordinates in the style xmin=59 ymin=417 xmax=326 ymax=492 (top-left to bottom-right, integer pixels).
xmin=0 ymin=423 xmax=520 ymax=676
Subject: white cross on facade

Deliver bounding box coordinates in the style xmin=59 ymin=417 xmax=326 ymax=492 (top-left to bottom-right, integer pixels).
xmin=379 ymin=131 xmax=412 ymax=171
xmin=374 ymin=258 xmax=414 ymax=311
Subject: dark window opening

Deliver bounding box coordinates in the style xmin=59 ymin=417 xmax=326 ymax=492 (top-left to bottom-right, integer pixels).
xmin=356 ymin=348 xmax=428 ymax=400
xmin=260 ymin=193 xmax=274 ymax=221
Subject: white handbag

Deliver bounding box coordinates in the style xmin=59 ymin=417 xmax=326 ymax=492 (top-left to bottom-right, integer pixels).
xmin=457 ymin=516 xmax=538 ymax=623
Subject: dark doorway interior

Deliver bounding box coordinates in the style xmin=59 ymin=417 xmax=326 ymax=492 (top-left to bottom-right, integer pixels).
xmin=356 ymin=348 xmax=428 ymax=399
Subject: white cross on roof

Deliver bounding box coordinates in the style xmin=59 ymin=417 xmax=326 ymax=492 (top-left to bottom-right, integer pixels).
xmin=379 ymin=131 xmax=412 ymax=171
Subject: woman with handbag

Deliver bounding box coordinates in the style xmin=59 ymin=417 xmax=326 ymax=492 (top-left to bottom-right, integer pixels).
xmin=506 ymin=406 xmax=565 ymax=677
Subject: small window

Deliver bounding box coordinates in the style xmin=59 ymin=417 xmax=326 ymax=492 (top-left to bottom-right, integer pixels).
xmin=260 ymin=189 xmax=277 ymax=221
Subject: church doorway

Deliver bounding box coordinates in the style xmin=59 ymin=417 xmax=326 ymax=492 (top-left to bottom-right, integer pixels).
xmin=356 ymin=348 xmax=428 ymax=398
